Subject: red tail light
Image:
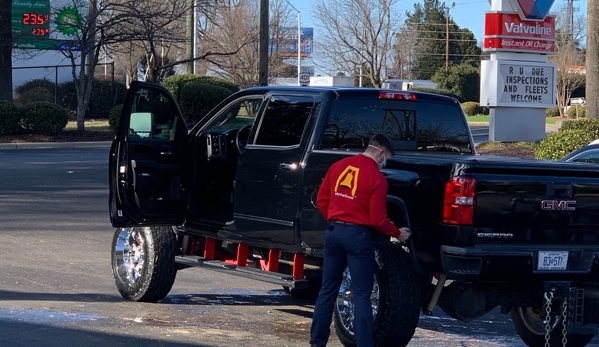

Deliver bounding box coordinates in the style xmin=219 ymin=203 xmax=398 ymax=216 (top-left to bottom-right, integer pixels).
xmin=443 ymin=177 xmax=476 ymax=225
xmin=379 ymin=91 xmax=417 ymax=101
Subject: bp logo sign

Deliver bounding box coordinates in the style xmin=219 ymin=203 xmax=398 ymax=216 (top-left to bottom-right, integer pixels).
xmin=56 ymin=6 xmax=82 ymax=36
xmin=508 ymin=0 xmax=555 ymax=21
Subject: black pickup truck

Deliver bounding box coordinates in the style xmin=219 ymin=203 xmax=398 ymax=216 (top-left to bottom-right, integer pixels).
xmin=109 ymin=81 xmax=599 ymax=347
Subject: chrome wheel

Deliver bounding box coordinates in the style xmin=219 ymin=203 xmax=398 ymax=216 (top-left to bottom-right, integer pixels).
xmin=517 ymin=306 xmax=560 ymax=335
xmin=114 ymin=227 xmax=146 ymax=286
xmin=335 ymin=267 xmax=380 ymax=337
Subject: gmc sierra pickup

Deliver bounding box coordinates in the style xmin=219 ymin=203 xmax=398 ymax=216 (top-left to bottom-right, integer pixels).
xmin=109 ymin=81 xmax=599 ymax=347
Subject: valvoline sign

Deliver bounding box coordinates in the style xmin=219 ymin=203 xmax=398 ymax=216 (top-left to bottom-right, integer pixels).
xmin=484 ymin=0 xmax=556 ymax=53
xmin=508 ymin=0 xmax=555 ymax=21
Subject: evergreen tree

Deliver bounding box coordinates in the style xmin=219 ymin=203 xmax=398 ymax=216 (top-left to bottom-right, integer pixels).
xmin=405 ymin=0 xmax=481 ymax=80
xmin=431 ymin=63 xmax=480 ymax=102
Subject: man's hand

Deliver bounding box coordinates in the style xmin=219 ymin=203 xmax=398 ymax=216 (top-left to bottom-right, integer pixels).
xmin=396 ymin=227 xmax=411 ymax=243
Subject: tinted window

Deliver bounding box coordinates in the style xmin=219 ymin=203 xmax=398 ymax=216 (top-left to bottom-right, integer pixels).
xmin=570 ymin=150 xmax=599 ymax=164
xmin=128 ymin=87 xmax=180 ymax=140
xmin=254 ymin=95 xmax=314 ymax=146
xmin=321 ymin=99 xmax=471 ymax=153
xmin=205 ymin=98 xmax=263 ymax=132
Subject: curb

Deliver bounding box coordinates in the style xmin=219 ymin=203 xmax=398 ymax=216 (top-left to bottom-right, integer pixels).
xmin=0 ymin=141 xmax=112 ymax=150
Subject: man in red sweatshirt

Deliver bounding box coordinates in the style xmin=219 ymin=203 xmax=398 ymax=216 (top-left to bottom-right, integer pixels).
xmin=310 ymin=133 xmax=411 ymax=347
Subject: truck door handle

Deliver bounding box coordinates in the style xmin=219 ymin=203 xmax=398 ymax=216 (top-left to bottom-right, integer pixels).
xmin=160 ymin=145 xmax=172 ymax=155
xmin=279 ymin=162 xmax=297 ymax=170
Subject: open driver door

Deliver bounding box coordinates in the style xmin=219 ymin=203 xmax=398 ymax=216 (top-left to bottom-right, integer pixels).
xmin=109 ymin=81 xmax=189 ymax=227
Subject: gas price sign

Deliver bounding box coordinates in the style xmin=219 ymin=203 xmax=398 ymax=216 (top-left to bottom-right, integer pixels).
xmin=12 ymin=0 xmax=51 ymax=47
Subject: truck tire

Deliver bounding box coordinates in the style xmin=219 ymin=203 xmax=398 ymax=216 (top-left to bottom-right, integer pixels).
xmin=511 ymin=307 xmax=594 ymax=347
xmin=334 ymin=241 xmax=420 ymax=347
xmin=111 ymin=226 xmax=177 ymax=302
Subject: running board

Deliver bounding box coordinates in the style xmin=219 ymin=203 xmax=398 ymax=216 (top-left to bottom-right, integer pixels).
xmin=175 ymin=255 xmax=309 ymax=289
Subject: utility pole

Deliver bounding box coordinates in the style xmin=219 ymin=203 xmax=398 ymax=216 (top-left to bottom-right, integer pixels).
xmin=0 ymin=0 xmax=12 ymax=101
xmin=185 ymin=0 xmax=194 ymax=74
xmin=282 ymin=0 xmax=301 ymax=86
xmin=258 ymin=0 xmax=269 ymax=86
xmin=587 ymin=0 xmax=599 ymax=119
xmin=566 ymin=0 xmax=579 ymax=40
xmin=442 ymin=2 xmax=455 ymax=73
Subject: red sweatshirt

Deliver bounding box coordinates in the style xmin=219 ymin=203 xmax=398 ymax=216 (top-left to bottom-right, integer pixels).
xmin=316 ymin=154 xmax=399 ymax=238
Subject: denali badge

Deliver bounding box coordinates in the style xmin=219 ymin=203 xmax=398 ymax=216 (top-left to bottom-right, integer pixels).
xmin=541 ymin=200 xmax=576 ymax=211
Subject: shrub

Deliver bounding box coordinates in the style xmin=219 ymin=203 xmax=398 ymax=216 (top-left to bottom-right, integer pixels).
xmin=15 ymin=78 xmax=55 ymax=97
xmin=20 ymin=102 xmax=69 ymax=134
xmin=546 ymin=107 xmax=560 ymax=117
xmin=109 ymin=104 xmax=123 ymax=134
xmin=461 ymin=102 xmax=483 ymax=116
xmin=162 ymin=75 xmax=239 ymax=103
xmin=179 ymin=83 xmax=234 ymax=124
xmin=0 ymin=101 xmax=22 ymax=135
xmin=566 ymin=105 xmax=586 ymax=119
xmin=58 ymin=79 xmax=127 ymax=119
xmin=535 ymin=119 xmax=599 ymax=160
xmin=14 ymin=87 xmax=54 ymax=107
xmin=560 ymin=118 xmax=599 ymax=133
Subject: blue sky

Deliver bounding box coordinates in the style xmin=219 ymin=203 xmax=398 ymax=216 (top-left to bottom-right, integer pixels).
xmin=287 ymin=0 xmax=587 ymax=44
xmin=285 ymin=0 xmax=587 ymax=75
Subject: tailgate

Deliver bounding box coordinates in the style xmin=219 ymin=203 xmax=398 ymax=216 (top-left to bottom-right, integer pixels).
xmin=472 ymin=157 xmax=599 ymax=245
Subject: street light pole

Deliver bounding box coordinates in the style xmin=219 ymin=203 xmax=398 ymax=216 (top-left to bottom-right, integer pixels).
xmin=259 ymin=0 xmax=269 ymax=86
xmin=297 ymin=11 xmax=301 ymax=86
xmin=284 ymin=1 xmax=302 ymax=86
xmin=442 ymin=2 xmax=455 ymax=74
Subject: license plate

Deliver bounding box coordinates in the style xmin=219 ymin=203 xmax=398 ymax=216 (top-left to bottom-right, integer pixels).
xmin=537 ymin=251 xmax=569 ymax=271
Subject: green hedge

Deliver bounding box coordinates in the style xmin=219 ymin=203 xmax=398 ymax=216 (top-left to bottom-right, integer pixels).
xmin=566 ymin=105 xmax=586 ymax=119
xmin=546 ymin=108 xmax=560 ymax=117
xmin=14 ymin=79 xmax=56 ymax=107
xmin=162 ymin=75 xmax=239 ymax=104
xmin=21 ymin=102 xmax=69 ymax=134
xmin=0 ymin=101 xmax=22 ymax=135
xmin=15 ymin=78 xmax=55 ymax=97
xmin=109 ymin=104 xmax=123 ymax=134
xmin=58 ymin=79 xmax=127 ymax=119
xmin=461 ymin=102 xmax=483 ymax=116
xmin=535 ymin=119 xmax=599 ymax=160
xmin=179 ymin=83 xmax=234 ymax=124
xmin=560 ymin=118 xmax=599 ymax=132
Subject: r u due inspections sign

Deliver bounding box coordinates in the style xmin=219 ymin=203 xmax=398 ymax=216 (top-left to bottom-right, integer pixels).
xmin=480 ymin=60 xmax=556 ymax=109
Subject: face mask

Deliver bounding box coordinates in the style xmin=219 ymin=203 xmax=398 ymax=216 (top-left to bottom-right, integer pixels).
xmin=368 ymin=144 xmax=387 ymax=169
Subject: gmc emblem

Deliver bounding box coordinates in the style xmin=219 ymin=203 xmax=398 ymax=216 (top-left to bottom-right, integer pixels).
xmin=541 ymin=200 xmax=576 ymax=211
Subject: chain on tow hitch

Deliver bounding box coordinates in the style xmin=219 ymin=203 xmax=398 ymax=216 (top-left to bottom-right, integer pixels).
xmin=543 ymin=291 xmax=568 ymax=347
xmin=561 ymin=297 xmax=568 ymax=347
xmin=544 ymin=291 xmax=553 ymax=347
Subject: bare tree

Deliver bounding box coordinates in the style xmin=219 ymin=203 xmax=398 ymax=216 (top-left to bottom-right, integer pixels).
xmin=588 ymin=0 xmax=599 ymax=119
xmin=200 ymin=0 xmax=295 ymax=88
xmin=107 ymin=0 xmax=189 ymax=83
xmin=312 ymin=0 xmax=400 ymax=87
xmin=550 ymin=4 xmax=586 ymax=117
xmin=391 ymin=22 xmax=421 ymax=80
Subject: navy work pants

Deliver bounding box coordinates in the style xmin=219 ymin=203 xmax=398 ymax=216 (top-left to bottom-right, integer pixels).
xmin=310 ymin=223 xmax=375 ymax=347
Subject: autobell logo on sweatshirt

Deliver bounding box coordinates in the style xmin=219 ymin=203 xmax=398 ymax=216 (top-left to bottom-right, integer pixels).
xmin=508 ymin=0 xmax=555 ymax=21
xmin=334 ymin=165 xmax=359 ymax=200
